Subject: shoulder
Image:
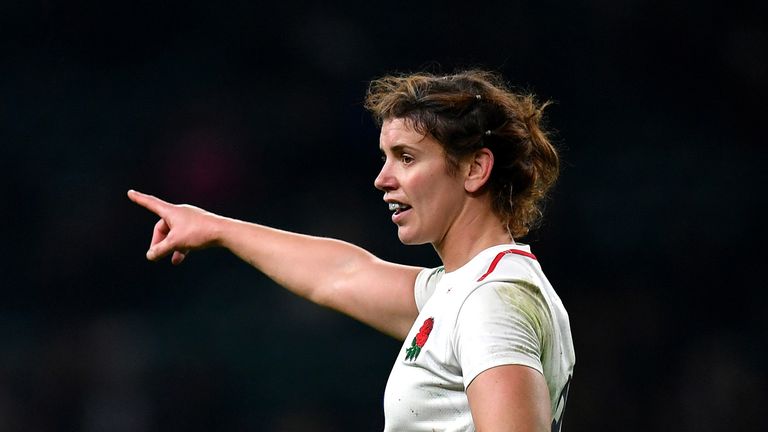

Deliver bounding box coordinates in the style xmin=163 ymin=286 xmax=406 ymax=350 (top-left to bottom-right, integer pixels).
xmin=414 ymin=266 xmax=445 ymax=311
xmin=459 ymin=280 xmax=552 ymax=335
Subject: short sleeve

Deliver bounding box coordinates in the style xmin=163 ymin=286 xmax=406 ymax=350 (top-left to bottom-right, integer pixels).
xmin=453 ymin=281 xmax=552 ymax=388
xmin=414 ymin=267 xmax=443 ymax=311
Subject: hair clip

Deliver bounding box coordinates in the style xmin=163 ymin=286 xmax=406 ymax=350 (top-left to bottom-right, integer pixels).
xmin=475 ymin=94 xmax=482 ymax=100
xmin=485 ymin=130 xmax=492 ymax=136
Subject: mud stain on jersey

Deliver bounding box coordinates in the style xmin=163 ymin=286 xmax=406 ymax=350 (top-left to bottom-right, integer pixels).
xmin=494 ymin=280 xmax=553 ymax=358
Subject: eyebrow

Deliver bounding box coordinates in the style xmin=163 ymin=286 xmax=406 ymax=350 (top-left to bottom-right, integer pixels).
xmin=380 ymin=143 xmax=419 ymax=155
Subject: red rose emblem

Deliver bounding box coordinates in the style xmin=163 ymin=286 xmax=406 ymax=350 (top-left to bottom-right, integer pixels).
xmin=405 ymin=317 xmax=434 ymax=361
xmin=415 ymin=317 xmax=434 ymax=347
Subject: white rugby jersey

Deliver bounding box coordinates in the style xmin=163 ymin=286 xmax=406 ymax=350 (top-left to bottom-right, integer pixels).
xmin=383 ymin=244 xmax=575 ymax=432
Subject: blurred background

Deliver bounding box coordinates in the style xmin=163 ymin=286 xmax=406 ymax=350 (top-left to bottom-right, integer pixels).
xmin=1 ymin=0 xmax=766 ymax=431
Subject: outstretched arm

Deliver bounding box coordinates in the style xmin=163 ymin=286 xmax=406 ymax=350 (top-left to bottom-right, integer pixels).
xmin=127 ymin=190 xmax=421 ymax=339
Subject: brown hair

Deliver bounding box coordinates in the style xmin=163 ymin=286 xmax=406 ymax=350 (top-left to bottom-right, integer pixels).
xmin=364 ymin=69 xmax=559 ymax=238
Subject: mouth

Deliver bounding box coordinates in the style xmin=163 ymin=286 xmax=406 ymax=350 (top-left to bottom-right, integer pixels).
xmin=388 ymin=202 xmax=412 ymax=215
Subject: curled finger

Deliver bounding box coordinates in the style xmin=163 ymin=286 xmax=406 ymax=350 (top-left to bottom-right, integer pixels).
xmin=171 ymin=250 xmax=188 ymax=265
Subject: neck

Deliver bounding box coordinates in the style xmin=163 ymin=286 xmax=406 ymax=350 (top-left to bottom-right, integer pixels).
xmin=433 ymin=208 xmax=513 ymax=272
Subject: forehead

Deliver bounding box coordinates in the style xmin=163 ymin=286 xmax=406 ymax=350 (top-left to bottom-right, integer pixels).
xmin=379 ymin=118 xmax=436 ymax=151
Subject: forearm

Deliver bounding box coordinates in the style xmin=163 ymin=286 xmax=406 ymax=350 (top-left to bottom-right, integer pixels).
xmin=213 ymin=216 xmax=374 ymax=307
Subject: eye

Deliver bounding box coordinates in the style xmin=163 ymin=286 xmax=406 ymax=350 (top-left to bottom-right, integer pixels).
xmin=400 ymin=154 xmax=414 ymax=164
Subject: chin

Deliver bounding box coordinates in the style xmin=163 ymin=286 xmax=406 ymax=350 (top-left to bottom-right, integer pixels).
xmin=397 ymin=228 xmax=430 ymax=246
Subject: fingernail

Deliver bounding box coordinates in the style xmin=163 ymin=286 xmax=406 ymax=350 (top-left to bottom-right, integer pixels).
xmin=146 ymin=249 xmax=155 ymax=260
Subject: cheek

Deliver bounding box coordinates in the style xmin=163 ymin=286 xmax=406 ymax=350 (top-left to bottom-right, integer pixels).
xmin=406 ymin=171 xmax=430 ymax=199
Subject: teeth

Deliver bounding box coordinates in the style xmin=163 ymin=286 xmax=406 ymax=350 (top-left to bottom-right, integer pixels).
xmin=388 ymin=202 xmax=410 ymax=211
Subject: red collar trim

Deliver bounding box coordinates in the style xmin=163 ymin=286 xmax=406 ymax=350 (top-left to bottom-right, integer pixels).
xmin=476 ymin=249 xmax=537 ymax=282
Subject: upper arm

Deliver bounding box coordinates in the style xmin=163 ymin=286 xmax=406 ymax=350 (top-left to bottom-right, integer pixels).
xmin=467 ymin=364 xmax=551 ymax=432
xmin=320 ymin=252 xmax=423 ymax=340
xmin=456 ymin=281 xmax=554 ymax=430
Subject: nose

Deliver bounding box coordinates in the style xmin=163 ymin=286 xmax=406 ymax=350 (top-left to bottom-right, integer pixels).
xmin=374 ymin=161 xmax=396 ymax=192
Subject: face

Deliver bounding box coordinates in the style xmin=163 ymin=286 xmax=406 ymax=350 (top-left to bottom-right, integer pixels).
xmin=374 ymin=118 xmax=468 ymax=245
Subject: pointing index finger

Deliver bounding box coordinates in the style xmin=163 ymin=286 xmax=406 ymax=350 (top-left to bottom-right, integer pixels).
xmin=127 ymin=189 xmax=171 ymax=217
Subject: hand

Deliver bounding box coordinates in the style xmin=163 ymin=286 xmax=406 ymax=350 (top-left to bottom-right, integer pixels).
xmin=127 ymin=190 xmax=222 ymax=265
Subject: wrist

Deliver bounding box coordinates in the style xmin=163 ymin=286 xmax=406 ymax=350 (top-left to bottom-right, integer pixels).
xmin=207 ymin=213 xmax=232 ymax=248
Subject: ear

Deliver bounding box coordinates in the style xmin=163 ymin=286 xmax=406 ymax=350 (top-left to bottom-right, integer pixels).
xmin=464 ymin=148 xmax=494 ymax=193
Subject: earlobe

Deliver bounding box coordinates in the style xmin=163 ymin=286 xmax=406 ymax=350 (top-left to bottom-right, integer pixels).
xmin=465 ymin=149 xmax=494 ymax=193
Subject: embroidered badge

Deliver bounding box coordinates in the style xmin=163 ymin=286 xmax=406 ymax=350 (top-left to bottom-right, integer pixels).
xmin=405 ymin=317 xmax=434 ymax=361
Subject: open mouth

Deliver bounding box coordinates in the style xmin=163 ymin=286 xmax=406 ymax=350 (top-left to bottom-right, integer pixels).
xmin=388 ymin=202 xmax=412 ymax=215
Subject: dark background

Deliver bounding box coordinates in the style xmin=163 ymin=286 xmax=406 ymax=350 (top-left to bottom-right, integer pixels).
xmin=1 ymin=1 xmax=766 ymax=431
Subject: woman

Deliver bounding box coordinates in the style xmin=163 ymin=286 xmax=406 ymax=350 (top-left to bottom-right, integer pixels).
xmin=128 ymin=69 xmax=575 ymax=431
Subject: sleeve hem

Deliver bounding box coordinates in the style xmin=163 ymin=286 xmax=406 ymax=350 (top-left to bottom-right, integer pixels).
xmin=463 ymin=356 xmax=544 ymax=389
